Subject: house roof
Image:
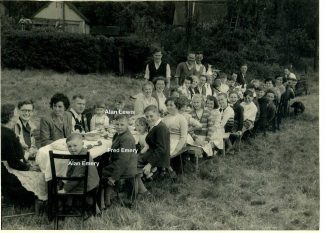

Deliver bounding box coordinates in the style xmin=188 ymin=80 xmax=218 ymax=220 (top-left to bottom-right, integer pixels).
xmin=31 ymin=2 xmax=90 ymax=23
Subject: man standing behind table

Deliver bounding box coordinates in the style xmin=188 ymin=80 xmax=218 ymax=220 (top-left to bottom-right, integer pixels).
xmin=144 ymin=47 xmax=171 ymax=89
xmin=174 ymin=52 xmax=196 ymax=86
xmin=68 ymin=95 xmax=89 ymax=133
xmin=237 ymin=63 xmax=248 ymax=89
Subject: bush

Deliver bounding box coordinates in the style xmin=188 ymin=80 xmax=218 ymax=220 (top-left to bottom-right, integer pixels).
xmin=1 ymin=30 xmax=152 ymax=74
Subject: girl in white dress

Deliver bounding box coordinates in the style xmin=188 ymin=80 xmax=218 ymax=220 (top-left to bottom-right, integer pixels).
xmin=90 ymin=102 xmax=109 ymax=131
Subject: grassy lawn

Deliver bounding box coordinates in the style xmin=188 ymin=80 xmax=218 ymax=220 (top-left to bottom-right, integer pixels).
xmin=1 ymin=69 xmax=319 ymax=230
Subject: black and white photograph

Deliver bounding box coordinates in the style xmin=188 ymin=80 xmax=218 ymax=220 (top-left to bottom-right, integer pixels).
xmin=0 ymin=0 xmax=320 ymax=230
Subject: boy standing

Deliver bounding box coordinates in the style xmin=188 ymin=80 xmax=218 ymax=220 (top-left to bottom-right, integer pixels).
xmin=102 ymin=115 xmax=137 ymax=207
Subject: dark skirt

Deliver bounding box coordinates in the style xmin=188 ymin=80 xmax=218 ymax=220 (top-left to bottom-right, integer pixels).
xmin=1 ymin=163 xmax=36 ymax=206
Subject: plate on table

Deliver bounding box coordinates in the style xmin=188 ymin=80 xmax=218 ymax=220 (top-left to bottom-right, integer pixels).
xmin=51 ymin=141 xmax=68 ymax=151
xmin=83 ymin=131 xmax=101 ymax=141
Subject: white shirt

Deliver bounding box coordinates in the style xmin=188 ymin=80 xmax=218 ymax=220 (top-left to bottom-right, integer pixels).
xmin=144 ymin=62 xmax=171 ymax=80
xmin=215 ymin=106 xmax=234 ymax=128
xmin=70 ymin=108 xmax=83 ymax=132
xmin=178 ymin=85 xmax=192 ymax=99
xmin=150 ymin=118 xmax=162 ymax=131
xmin=219 ymin=83 xmax=229 ymax=94
xmin=240 ymin=102 xmax=258 ymax=122
xmin=195 ymin=63 xmax=206 ymax=75
xmin=205 ymin=83 xmax=213 ymax=96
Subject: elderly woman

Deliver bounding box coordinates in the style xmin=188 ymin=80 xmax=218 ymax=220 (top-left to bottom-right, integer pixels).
xmin=14 ymin=100 xmax=38 ymax=160
xmin=40 ymin=93 xmax=72 ymax=146
xmin=1 ymin=104 xmax=44 ymax=206
xmin=134 ymin=82 xmax=158 ymax=116
xmin=162 ymin=97 xmax=188 ymax=157
xmin=152 ymin=77 xmax=169 ymax=116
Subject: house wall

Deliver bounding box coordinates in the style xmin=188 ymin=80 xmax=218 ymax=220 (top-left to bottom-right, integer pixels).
xmin=33 ymin=2 xmax=89 ymax=34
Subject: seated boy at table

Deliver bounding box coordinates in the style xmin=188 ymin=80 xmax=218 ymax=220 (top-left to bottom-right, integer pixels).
xmin=101 ymin=114 xmax=138 ymax=208
xmin=58 ymin=133 xmax=100 ymax=208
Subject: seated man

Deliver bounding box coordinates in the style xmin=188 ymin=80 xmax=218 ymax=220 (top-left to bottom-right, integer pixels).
xmin=137 ymin=105 xmax=171 ymax=185
xmin=239 ymin=90 xmax=258 ymax=134
xmin=68 ymin=95 xmax=89 ymax=133
xmin=102 ymin=115 xmax=138 ymax=207
xmin=255 ymin=89 xmax=277 ymax=134
xmin=14 ymin=100 xmax=38 ymax=160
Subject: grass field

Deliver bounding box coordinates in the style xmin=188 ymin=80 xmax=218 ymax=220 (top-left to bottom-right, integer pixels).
xmin=0 ymin=69 xmax=319 ymax=230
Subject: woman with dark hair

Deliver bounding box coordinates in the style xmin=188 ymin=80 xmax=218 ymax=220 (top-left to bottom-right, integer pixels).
xmin=40 ymin=93 xmax=72 ymax=146
xmin=162 ymin=97 xmax=188 ymax=157
xmin=1 ymin=104 xmax=46 ymax=206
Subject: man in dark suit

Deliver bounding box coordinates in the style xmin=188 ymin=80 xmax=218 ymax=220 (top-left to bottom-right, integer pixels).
xmin=237 ymin=63 xmax=248 ymax=88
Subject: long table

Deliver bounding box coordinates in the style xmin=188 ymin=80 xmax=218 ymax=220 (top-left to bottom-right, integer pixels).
xmin=36 ymin=138 xmax=112 ymax=182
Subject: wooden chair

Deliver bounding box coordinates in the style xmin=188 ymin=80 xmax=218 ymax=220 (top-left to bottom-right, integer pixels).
xmin=49 ymin=150 xmax=97 ymax=230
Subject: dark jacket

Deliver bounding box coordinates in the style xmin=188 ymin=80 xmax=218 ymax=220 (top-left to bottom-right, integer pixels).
xmin=67 ymin=109 xmax=90 ymax=133
xmin=237 ymin=72 xmax=247 ymax=88
xmin=232 ymin=101 xmax=244 ymax=131
xmin=141 ymin=121 xmax=170 ymax=168
xmin=40 ymin=111 xmax=72 ymax=146
xmin=64 ymin=148 xmax=100 ymax=193
xmin=102 ymin=129 xmax=137 ymax=181
xmin=1 ymin=126 xmax=30 ymax=171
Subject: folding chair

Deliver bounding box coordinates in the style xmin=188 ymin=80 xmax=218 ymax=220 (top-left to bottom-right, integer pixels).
xmin=49 ymin=150 xmax=97 ymax=230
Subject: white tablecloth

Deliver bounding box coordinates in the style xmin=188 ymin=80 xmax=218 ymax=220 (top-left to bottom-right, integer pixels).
xmin=36 ymin=138 xmax=112 ymax=182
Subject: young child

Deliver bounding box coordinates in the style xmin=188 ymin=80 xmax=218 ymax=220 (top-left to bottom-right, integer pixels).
xmin=101 ymin=114 xmax=138 ymax=208
xmin=239 ymin=90 xmax=258 ymax=134
xmin=134 ymin=117 xmax=149 ymax=154
xmin=90 ymin=102 xmax=110 ymax=131
xmin=59 ymin=133 xmax=100 ymax=211
xmin=109 ymin=94 xmax=126 ymax=123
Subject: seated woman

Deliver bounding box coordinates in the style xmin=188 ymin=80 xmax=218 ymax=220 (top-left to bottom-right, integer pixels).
xmin=210 ymin=93 xmax=234 ymax=153
xmin=134 ymin=117 xmax=149 ymax=154
xmin=177 ymin=96 xmax=202 ymax=133
xmin=134 ymin=82 xmax=158 ymax=116
xmin=205 ymin=95 xmax=219 ymax=124
xmin=40 ymin=93 xmax=72 ymax=146
xmin=152 ymin=77 xmax=169 ymax=116
xmin=2 ymin=104 xmax=46 ymax=207
xmin=14 ymin=100 xmax=38 ymax=160
xmin=162 ymin=97 xmax=188 ymax=157
xmin=189 ymin=94 xmax=214 ymax=157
